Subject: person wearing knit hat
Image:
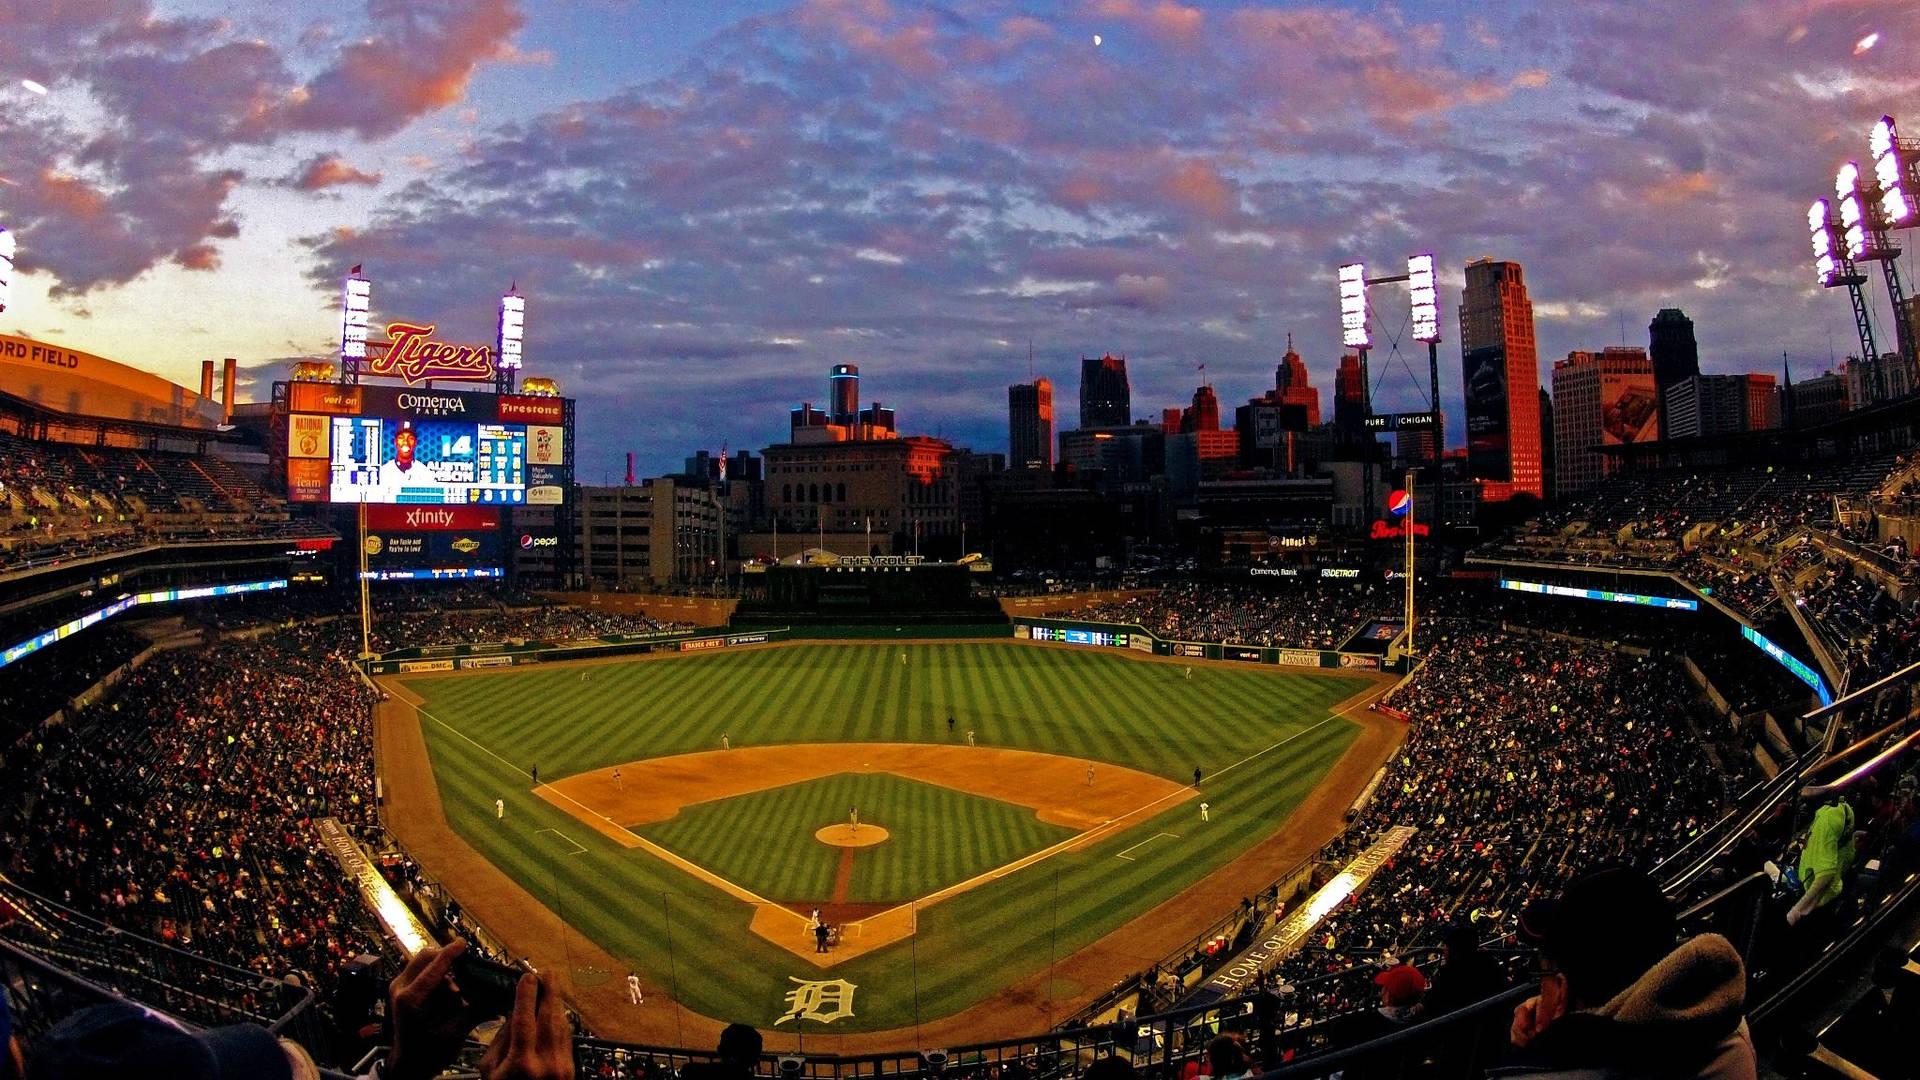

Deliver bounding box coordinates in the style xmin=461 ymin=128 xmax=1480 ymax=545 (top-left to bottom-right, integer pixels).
xmin=25 ymin=1002 xmax=312 ymax=1080
xmin=1504 ymin=865 xmax=1756 ymax=1080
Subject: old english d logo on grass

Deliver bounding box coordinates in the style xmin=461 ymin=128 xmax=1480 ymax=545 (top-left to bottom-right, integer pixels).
xmin=776 ymin=977 xmax=856 ymax=1024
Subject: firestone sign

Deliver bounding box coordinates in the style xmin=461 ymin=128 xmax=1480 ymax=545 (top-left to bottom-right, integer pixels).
xmin=365 ymin=321 xmax=496 ymax=384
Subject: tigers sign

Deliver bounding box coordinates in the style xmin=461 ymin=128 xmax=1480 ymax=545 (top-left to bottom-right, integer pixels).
xmin=364 ymin=321 xmax=495 ymax=384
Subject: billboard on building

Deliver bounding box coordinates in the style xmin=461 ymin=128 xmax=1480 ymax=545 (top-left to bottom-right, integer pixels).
xmin=1600 ymin=369 xmax=1658 ymax=446
xmin=1462 ymin=345 xmax=1509 ymax=480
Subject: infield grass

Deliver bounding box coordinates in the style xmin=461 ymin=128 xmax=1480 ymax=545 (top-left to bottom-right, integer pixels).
xmin=643 ymin=773 xmax=1076 ymax=904
xmin=403 ymin=641 xmax=1364 ymax=1032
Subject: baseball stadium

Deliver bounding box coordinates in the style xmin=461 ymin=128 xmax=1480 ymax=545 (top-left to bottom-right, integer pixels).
xmin=1 ymin=310 xmax=1918 ymax=1080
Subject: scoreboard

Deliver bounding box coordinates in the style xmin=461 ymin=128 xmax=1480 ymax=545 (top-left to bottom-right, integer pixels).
xmin=327 ymin=417 xmax=528 ymax=505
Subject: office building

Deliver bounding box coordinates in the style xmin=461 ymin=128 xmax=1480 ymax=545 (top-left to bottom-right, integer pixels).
xmin=1008 ymin=378 xmax=1054 ymax=471
xmin=1079 ymin=354 xmax=1131 ymax=428
xmin=1459 ymin=258 xmax=1543 ymax=500
xmin=1551 ymin=347 xmax=1655 ymax=493
xmin=1648 ymin=309 xmax=1699 ymax=440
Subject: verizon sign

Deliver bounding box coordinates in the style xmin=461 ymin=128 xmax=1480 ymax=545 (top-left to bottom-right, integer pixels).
xmin=365 ymin=505 xmax=501 ymax=531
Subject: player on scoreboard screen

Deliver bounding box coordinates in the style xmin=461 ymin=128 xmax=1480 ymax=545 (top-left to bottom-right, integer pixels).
xmin=375 ymin=423 xmax=428 ymax=498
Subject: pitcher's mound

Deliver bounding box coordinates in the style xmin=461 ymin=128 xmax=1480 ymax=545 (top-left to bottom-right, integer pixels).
xmin=816 ymin=823 xmax=889 ymax=847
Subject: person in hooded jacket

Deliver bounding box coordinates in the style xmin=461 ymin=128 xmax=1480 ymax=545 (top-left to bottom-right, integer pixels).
xmin=1499 ymin=865 xmax=1756 ymax=1080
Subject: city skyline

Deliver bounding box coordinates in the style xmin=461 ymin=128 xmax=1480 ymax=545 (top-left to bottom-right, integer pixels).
xmin=0 ymin=1 xmax=1914 ymax=475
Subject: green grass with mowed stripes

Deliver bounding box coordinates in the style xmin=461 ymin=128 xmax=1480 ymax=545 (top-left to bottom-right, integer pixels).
xmin=404 ymin=641 xmax=1363 ymax=1033
xmin=643 ymin=773 xmax=1076 ymax=904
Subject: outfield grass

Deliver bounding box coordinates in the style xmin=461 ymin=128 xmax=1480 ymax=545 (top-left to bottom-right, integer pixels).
xmin=642 ymin=773 xmax=1077 ymax=904
xmin=405 ymin=642 xmax=1363 ymax=1032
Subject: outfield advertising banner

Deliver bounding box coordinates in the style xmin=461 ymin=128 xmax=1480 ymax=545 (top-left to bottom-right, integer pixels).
xmin=727 ymin=633 xmax=770 ymax=646
xmin=398 ymin=659 xmax=456 ymax=672
xmin=1174 ymin=643 xmax=1207 ymax=658
xmin=1278 ymin=649 xmax=1321 ymax=667
xmin=460 ymin=655 xmax=515 ymax=669
xmin=365 ymin=532 xmax=502 ymax=565
xmin=1339 ymin=654 xmax=1381 ymax=669
xmin=680 ymin=638 xmax=725 ymax=652
xmin=1012 ymin=624 xmax=1030 ymax=639
xmin=1225 ymin=646 xmax=1265 ymax=663
xmin=367 ymin=505 xmax=502 ymax=531
xmin=1128 ymin=634 xmax=1156 ymax=653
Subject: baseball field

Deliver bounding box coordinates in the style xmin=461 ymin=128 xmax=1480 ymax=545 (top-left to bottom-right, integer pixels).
xmin=381 ymin=640 xmax=1386 ymax=1041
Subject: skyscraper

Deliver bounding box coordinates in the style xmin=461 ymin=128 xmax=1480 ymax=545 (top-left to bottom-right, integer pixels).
xmin=1008 ymin=378 xmax=1054 ymax=471
xmin=1459 ymin=258 xmax=1543 ymax=500
xmin=1079 ymin=354 xmax=1131 ymax=428
xmin=1648 ymin=309 xmax=1699 ymax=440
xmin=1274 ymin=336 xmax=1322 ymax=428
xmin=1333 ymin=353 xmax=1368 ymax=435
xmin=830 ymin=364 xmax=860 ymax=426
xmin=1182 ymin=384 xmax=1221 ymax=432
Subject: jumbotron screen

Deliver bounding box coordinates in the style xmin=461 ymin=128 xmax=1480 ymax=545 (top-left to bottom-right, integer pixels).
xmin=329 ymin=417 xmax=527 ymax=505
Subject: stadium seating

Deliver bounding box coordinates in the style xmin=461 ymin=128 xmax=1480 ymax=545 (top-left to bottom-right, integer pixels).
xmin=1 ymin=576 xmax=1914 ymax=1079
xmin=1054 ymin=581 xmax=1396 ymax=650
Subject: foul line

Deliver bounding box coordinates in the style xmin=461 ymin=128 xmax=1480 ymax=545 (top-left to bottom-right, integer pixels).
xmin=1202 ymin=714 xmax=1341 ymax=787
xmin=536 ymin=827 xmax=589 ymax=856
xmin=1115 ymin=831 xmax=1180 ymax=861
xmin=407 ymin=698 xmax=782 ymax=912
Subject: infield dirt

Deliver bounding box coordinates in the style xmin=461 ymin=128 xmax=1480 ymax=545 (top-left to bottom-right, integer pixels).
xmin=535 ymin=743 xmax=1192 ymax=964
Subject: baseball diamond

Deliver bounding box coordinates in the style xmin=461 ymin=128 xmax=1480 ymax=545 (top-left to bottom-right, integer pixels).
xmin=377 ymin=639 xmax=1395 ymax=1042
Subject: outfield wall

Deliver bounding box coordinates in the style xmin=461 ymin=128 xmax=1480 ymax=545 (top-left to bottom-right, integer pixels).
xmin=1011 ymin=616 xmax=1409 ymax=674
xmin=364 ymin=617 xmax=1404 ymax=674
xmin=363 ymin=626 xmax=773 ymax=674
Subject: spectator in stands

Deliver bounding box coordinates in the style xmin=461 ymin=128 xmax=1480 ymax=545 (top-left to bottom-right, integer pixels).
xmin=678 ymin=1023 xmax=761 ymax=1080
xmin=1082 ymin=1056 xmax=1136 ymax=1080
xmin=24 ymin=1000 xmax=313 ymax=1079
xmin=1 ymin=989 xmax=20 ymax=1080
xmin=381 ymin=938 xmax=574 ymax=1080
xmin=1506 ymin=866 xmax=1755 ymax=1080
xmin=1786 ymin=796 xmax=1857 ymax=927
xmin=1423 ymin=922 xmax=1508 ymax=1016
xmin=1202 ymin=1033 xmax=1253 ymax=1080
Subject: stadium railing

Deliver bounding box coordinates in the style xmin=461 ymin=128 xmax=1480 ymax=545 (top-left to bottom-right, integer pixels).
xmin=0 ymin=879 xmax=335 ymax=1065
xmin=572 ymin=956 xmax=1511 ymax=1080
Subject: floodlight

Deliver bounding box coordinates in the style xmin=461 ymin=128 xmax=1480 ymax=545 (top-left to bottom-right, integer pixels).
xmin=1836 ymin=162 xmax=1874 ymax=260
xmin=1338 ymin=262 xmax=1369 ymax=349
xmin=1407 ymin=254 xmax=1439 ymax=343
xmin=497 ymin=292 xmax=525 ymax=369
xmin=1809 ymin=199 xmax=1840 ymax=286
xmin=0 ymin=227 xmax=12 ymax=314
xmin=1870 ymin=115 xmax=1911 ymax=226
xmin=340 ymin=274 xmax=372 ymax=359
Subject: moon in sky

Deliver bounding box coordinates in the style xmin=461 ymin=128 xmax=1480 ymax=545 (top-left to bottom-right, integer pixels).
xmin=1093 ymin=34 xmax=1102 ymax=46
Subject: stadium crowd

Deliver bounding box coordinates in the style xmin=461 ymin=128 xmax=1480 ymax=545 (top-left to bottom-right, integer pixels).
xmin=0 ymin=622 xmax=393 ymax=986
xmin=1265 ymin=622 xmax=1741 ymax=1001
xmin=1055 ymin=581 xmax=1395 ymax=650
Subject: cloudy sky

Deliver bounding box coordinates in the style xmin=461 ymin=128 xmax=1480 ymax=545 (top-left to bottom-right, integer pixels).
xmin=2 ymin=0 xmax=1915 ymax=477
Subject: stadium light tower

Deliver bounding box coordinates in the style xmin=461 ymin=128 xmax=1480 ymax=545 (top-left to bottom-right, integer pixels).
xmin=497 ymin=288 xmax=525 ymax=395
xmin=1863 ymin=117 xmax=1918 ymax=375
xmin=339 ymin=268 xmax=372 ymax=386
xmin=1810 ymin=196 xmax=1881 ymax=399
xmin=1337 ymin=262 xmax=1377 ymax=518
xmin=0 ymin=226 xmax=13 ymax=316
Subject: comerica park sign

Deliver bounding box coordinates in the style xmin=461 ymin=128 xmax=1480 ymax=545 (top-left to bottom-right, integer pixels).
xmin=365 ymin=321 xmax=496 ymax=384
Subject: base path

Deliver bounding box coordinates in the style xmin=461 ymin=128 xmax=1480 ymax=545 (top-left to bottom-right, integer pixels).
xmin=538 ymin=743 xmax=1194 ymax=965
